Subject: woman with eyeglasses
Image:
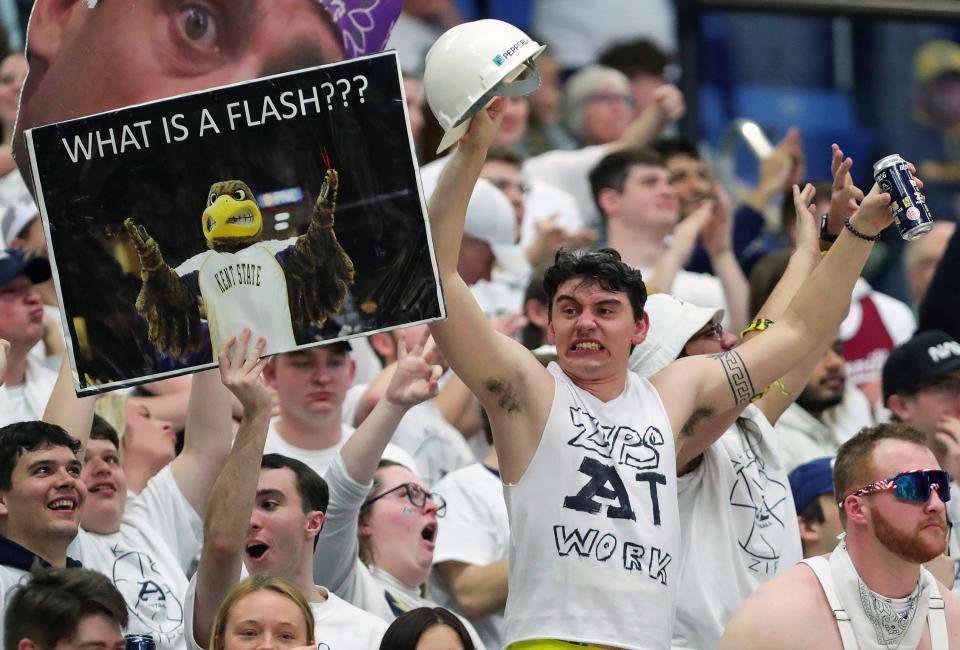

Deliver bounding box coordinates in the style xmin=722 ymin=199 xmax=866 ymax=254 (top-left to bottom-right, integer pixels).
xmin=312 ymin=333 xmax=488 ymax=649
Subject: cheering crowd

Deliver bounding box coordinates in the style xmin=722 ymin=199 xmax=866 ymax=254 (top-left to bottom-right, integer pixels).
xmin=3 ymin=1 xmax=960 ymax=649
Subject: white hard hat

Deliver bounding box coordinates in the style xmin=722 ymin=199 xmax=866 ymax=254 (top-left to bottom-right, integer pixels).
xmin=424 ymin=19 xmax=546 ymax=154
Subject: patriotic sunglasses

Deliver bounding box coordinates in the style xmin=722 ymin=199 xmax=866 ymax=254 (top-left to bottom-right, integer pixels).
xmin=841 ymin=469 xmax=951 ymax=507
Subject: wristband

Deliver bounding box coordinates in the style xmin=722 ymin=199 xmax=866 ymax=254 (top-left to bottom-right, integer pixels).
xmin=740 ymin=318 xmax=774 ymax=339
xmin=843 ymin=216 xmax=881 ymax=242
xmin=819 ymin=213 xmax=838 ymax=242
xmin=751 ymin=379 xmax=791 ymax=403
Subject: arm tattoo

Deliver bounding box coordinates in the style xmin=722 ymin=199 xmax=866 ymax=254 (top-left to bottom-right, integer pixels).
xmin=708 ymin=350 xmax=755 ymax=405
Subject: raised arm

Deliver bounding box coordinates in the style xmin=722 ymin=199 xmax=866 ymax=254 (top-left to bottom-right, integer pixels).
xmin=608 ymin=84 xmax=686 ymax=153
xmin=427 ymin=99 xmax=554 ymax=481
xmin=702 ymin=186 xmax=750 ymax=331
xmin=648 ymin=199 xmax=712 ymax=293
xmin=753 ymin=150 xmax=862 ymax=423
xmin=169 ymin=365 xmax=234 ymax=517
xmin=340 ymin=332 xmax=441 ymax=483
xmin=193 ymin=331 xmax=271 ymax=649
xmin=43 ymin=357 xmax=95 ymax=448
xmin=653 ymin=177 xmax=896 ymax=433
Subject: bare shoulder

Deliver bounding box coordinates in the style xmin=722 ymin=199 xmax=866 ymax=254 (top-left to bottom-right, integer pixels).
xmin=721 ymin=561 xmax=841 ymax=650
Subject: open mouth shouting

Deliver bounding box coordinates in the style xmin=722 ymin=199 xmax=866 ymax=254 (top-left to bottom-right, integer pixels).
xmin=245 ymin=540 xmax=270 ymax=564
xmin=420 ymin=522 xmax=437 ymax=548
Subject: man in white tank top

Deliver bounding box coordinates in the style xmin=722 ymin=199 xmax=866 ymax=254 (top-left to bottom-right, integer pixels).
xmin=722 ymin=423 xmax=960 ymax=649
xmin=427 ymin=99 xmax=909 ymax=649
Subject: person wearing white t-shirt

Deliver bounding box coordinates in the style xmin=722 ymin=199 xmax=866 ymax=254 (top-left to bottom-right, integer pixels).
xmin=41 ymin=353 xmax=235 ymax=650
xmin=430 ymin=425 xmax=509 ymax=650
xmin=524 ymin=83 xmax=685 ymax=232
xmin=312 ymin=331 xmax=486 ymax=648
xmin=588 ymin=147 xmax=751 ymax=331
xmin=630 ymin=293 xmax=809 ymax=650
xmin=189 ymin=332 xmax=390 ymax=650
xmin=263 ymin=341 xmax=418 ymax=479
xmin=425 ymin=100 xmax=891 ymax=648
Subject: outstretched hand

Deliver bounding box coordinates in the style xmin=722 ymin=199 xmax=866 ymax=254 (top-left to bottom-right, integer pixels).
xmin=791 ymin=183 xmax=820 ymax=260
xmin=385 ymin=329 xmax=443 ymax=409
xmin=217 ymin=329 xmax=271 ymax=415
xmin=700 ymin=184 xmax=733 ymax=257
xmin=848 ymin=182 xmax=893 ymax=237
xmin=459 ymin=97 xmax=508 ymax=153
xmin=827 ymin=144 xmax=865 ymax=235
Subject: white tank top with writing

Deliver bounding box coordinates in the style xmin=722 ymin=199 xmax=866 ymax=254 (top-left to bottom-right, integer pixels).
xmin=503 ymin=362 xmax=679 ymax=650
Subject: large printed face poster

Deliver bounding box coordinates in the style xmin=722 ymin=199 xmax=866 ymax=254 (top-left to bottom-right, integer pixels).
xmin=25 ymin=52 xmax=443 ymax=394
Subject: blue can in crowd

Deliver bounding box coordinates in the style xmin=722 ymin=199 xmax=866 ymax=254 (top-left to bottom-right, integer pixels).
xmin=873 ymin=153 xmax=935 ymax=240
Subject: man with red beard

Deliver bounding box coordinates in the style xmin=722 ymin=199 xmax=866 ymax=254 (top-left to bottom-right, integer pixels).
xmin=722 ymin=423 xmax=960 ymax=649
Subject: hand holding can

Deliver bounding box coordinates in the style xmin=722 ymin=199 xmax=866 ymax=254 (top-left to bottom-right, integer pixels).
xmin=873 ymin=154 xmax=933 ymax=240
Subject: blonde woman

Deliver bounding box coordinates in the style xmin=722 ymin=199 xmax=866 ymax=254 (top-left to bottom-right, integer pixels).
xmin=210 ymin=575 xmax=315 ymax=650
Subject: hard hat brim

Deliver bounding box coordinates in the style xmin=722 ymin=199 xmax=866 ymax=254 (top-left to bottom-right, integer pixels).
xmin=436 ymin=120 xmax=472 ymax=154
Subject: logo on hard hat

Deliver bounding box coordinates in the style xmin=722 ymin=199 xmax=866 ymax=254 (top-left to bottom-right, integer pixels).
xmin=500 ymin=38 xmax=530 ymax=62
xmin=492 ymin=54 xmax=505 ymax=66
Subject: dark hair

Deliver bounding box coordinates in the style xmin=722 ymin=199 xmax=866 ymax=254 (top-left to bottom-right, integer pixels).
xmin=4 ymin=564 xmax=127 ymax=650
xmin=799 ymin=496 xmax=826 ymax=525
xmin=588 ymin=147 xmax=664 ymax=220
xmin=0 ymin=422 xmax=81 ymax=491
xmin=833 ymin=423 xmax=929 ymax=524
xmin=89 ymin=415 xmax=121 ymax=451
xmin=522 ymin=265 xmax=549 ymax=350
xmin=485 ymin=146 xmax=524 ymax=169
xmin=543 ymin=248 xmax=647 ymax=321
xmin=651 ymin=137 xmax=701 ymax=162
xmin=260 ymin=454 xmax=329 ymax=514
xmin=379 ymin=607 xmax=476 ymax=650
xmin=598 ymin=38 xmax=669 ymax=78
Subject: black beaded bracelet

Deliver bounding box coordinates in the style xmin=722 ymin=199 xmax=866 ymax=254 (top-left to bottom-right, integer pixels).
xmin=843 ymin=216 xmax=881 ymax=242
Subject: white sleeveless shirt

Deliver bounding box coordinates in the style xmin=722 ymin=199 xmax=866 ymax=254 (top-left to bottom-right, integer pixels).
xmin=503 ymin=363 xmax=679 ymax=649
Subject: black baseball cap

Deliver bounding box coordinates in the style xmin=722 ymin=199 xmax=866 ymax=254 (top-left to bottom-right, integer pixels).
xmin=882 ymin=330 xmax=960 ymax=402
xmin=0 ymin=248 xmax=51 ymax=286
xmin=789 ymin=457 xmax=835 ymax=514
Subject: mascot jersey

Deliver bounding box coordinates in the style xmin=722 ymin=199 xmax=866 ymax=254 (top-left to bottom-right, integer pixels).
xmin=176 ymin=238 xmax=298 ymax=356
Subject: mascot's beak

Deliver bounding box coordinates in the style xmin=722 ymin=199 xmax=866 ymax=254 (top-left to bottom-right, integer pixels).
xmin=202 ymin=195 xmax=263 ymax=244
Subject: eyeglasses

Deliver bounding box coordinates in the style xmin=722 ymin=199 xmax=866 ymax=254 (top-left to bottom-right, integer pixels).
xmin=362 ymin=482 xmax=447 ymax=517
xmin=842 ymin=469 xmax=951 ymax=508
xmin=690 ymin=321 xmax=723 ymax=342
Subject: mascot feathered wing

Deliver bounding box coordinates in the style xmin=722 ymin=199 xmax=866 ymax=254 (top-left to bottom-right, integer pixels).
xmin=124 ymin=169 xmax=355 ymax=358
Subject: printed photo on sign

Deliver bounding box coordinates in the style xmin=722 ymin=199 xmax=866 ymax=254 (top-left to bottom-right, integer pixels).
xmin=25 ymin=52 xmax=443 ymax=394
